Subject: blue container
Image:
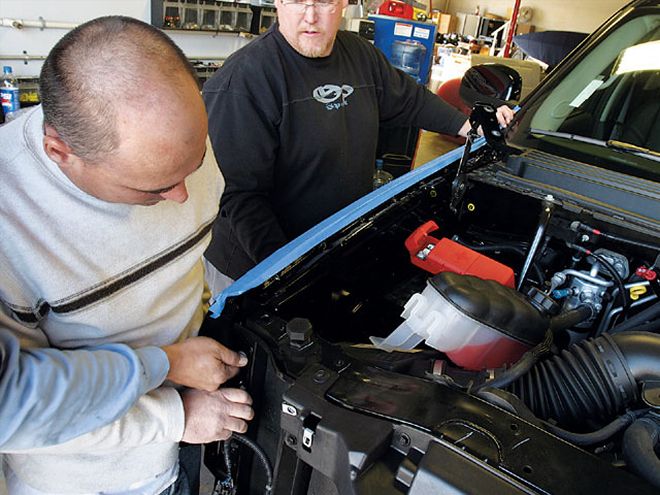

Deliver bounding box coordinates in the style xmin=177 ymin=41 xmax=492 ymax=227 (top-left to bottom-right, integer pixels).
xmin=391 ymin=40 xmax=427 ymax=79
xmin=1 ymin=66 xmax=20 ymax=120
xmin=369 ymin=14 xmax=437 ymax=85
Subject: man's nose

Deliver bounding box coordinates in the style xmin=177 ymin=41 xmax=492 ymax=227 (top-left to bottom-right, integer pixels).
xmin=160 ymin=182 xmax=189 ymax=204
xmin=302 ymin=3 xmax=318 ymax=22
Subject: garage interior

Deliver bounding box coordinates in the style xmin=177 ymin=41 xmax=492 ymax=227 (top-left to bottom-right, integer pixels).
xmin=0 ymin=1 xmax=655 ymax=494
xmin=0 ymin=0 xmax=631 ymax=172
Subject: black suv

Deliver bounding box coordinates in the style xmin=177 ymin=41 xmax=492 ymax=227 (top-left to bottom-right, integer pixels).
xmin=202 ymin=2 xmax=660 ymax=493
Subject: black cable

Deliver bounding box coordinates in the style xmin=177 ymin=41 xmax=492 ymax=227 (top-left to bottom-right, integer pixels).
xmin=218 ymin=435 xmax=273 ymax=494
xmin=223 ymin=440 xmax=232 ymax=479
xmin=456 ymin=240 xmax=545 ymax=283
xmin=475 ymin=330 xmax=553 ymax=392
xmin=571 ymin=221 xmax=660 ymax=252
xmin=231 ymin=434 xmax=273 ymax=494
xmin=544 ymin=409 xmax=647 ymax=446
xmin=592 ymin=251 xmax=630 ymax=312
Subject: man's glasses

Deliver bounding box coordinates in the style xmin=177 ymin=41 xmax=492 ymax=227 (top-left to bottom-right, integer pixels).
xmin=280 ymin=0 xmax=340 ymax=14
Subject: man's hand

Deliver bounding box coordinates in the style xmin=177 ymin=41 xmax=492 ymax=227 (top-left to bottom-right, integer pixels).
xmin=162 ymin=336 xmax=248 ymax=391
xmin=458 ymin=104 xmax=516 ymax=137
xmin=494 ymin=105 xmax=515 ymax=127
xmin=181 ymin=388 xmax=254 ymax=443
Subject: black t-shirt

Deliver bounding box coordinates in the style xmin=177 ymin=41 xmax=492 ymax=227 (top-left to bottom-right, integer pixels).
xmin=203 ymin=25 xmax=467 ymax=279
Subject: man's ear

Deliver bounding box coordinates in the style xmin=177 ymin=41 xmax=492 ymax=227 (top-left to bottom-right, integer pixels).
xmin=43 ymin=125 xmax=81 ymax=171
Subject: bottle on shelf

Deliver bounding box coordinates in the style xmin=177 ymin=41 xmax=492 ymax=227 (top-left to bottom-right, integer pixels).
xmin=1 ymin=66 xmax=20 ymax=122
xmin=373 ymin=158 xmax=394 ymax=190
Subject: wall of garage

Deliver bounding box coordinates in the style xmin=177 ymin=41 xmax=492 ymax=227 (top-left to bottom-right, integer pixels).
xmin=446 ymin=0 xmax=632 ymax=33
xmin=0 ymin=0 xmax=251 ymax=77
xmin=0 ymin=0 xmax=635 ymax=77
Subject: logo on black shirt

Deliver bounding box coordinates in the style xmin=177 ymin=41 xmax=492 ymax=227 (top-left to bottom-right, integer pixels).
xmin=312 ymin=84 xmax=354 ymax=111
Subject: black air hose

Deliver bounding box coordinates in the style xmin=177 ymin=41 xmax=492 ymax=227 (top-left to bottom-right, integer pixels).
xmin=544 ymin=409 xmax=646 ymax=446
xmin=508 ymin=333 xmax=660 ymax=426
xmin=549 ymin=305 xmax=594 ymax=333
xmin=622 ymin=416 xmax=660 ymax=489
xmin=610 ymin=302 xmax=660 ymax=334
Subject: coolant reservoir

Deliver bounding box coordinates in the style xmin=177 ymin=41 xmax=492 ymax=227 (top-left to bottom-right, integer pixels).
xmin=371 ymin=272 xmax=548 ymax=370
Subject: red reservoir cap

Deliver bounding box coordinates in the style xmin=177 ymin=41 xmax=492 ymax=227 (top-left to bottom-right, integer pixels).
xmin=405 ymin=221 xmax=516 ymax=288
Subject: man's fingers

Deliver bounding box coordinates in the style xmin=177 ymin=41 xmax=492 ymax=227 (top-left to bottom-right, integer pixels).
xmin=496 ymin=105 xmax=515 ymax=127
xmin=184 ymin=336 xmax=248 ymax=367
xmin=223 ymin=417 xmax=250 ymax=434
xmin=213 ymin=341 xmax=248 ymax=367
xmin=181 ymin=388 xmax=254 ymax=443
xmin=220 ymin=388 xmax=253 ymax=405
xmin=163 ymin=337 xmax=248 ymax=390
xmin=226 ymin=402 xmax=255 ymax=421
xmin=214 ymin=429 xmax=233 ymax=442
xmin=212 ymin=363 xmax=241 ymax=384
xmin=183 ymin=361 xmax=240 ymax=392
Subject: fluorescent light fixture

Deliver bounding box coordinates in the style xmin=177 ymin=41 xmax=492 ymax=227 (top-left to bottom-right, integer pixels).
xmin=613 ymin=40 xmax=660 ymax=75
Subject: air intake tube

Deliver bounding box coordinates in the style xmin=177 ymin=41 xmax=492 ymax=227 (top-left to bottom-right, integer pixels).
xmin=613 ymin=332 xmax=660 ymax=382
xmin=508 ymin=332 xmax=660 ymax=426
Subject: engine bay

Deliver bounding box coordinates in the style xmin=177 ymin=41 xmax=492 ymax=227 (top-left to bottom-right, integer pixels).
xmin=206 ymin=145 xmax=660 ymax=494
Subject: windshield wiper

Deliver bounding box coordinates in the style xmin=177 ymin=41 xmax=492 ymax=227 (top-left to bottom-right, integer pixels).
xmin=529 ymin=128 xmax=660 ymax=162
xmin=607 ymin=140 xmax=660 ymax=163
xmin=529 ymin=128 xmax=608 ymax=147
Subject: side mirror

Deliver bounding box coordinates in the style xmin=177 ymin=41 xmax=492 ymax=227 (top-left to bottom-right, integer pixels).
xmin=459 ymin=64 xmax=522 ymax=108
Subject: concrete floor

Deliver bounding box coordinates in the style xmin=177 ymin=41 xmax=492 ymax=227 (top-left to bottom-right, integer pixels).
xmin=200 ymin=457 xmax=216 ymax=495
xmin=0 ymin=457 xmax=5 ymax=495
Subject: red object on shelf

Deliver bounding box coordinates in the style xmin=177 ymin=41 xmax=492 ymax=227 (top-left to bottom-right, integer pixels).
xmin=503 ymin=0 xmax=522 ymax=58
xmin=405 ymin=220 xmax=516 ymax=288
xmin=377 ymin=0 xmax=414 ymax=19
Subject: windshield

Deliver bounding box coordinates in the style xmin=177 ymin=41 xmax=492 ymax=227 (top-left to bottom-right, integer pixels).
xmin=508 ymin=7 xmax=660 ymax=181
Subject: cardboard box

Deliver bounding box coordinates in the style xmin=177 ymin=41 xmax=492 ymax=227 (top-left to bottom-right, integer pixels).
xmin=437 ymin=13 xmax=457 ymax=34
xmin=516 ymin=23 xmax=535 ymax=35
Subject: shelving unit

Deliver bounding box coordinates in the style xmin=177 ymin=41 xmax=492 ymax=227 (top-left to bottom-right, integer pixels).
xmin=151 ymin=0 xmax=276 ymax=35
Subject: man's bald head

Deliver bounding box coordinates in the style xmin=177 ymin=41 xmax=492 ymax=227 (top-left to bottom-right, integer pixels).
xmin=40 ymin=16 xmax=198 ymax=162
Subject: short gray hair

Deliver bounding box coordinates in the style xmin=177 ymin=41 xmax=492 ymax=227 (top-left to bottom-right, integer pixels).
xmin=40 ymin=16 xmax=198 ymax=161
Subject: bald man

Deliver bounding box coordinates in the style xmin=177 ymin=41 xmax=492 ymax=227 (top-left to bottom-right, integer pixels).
xmin=0 ymin=16 xmax=251 ymax=495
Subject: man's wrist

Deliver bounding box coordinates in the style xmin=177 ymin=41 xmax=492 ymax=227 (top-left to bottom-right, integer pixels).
xmin=135 ymin=346 xmax=170 ymax=392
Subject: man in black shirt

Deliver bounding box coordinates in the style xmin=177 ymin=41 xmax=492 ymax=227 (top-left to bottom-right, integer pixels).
xmin=203 ymin=0 xmax=514 ymax=288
